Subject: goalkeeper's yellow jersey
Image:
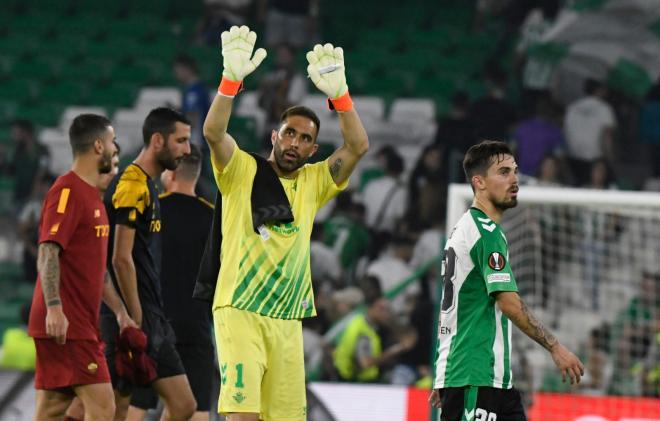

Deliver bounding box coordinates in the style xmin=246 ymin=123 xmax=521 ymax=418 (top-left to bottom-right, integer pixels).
xmin=212 ymin=147 xmax=346 ymax=319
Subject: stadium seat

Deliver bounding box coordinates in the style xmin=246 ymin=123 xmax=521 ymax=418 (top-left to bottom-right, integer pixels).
xmin=135 ymin=87 xmax=182 ymax=111
xmin=0 ymin=79 xmax=40 ymax=103
xmin=90 ymin=83 xmax=138 ymax=108
xmin=39 ymin=81 xmax=90 ymax=105
xmin=351 ymin=96 xmax=386 ymax=121
xmin=228 ymin=116 xmax=259 ymax=153
xmin=234 ymin=90 xmax=267 ymax=137
xmin=389 ymin=98 xmax=436 ymax=124
xmin=18 ymin=102 xmax=65 ymax=127
xmin=59 ymin=106 xmax=107 ymax=131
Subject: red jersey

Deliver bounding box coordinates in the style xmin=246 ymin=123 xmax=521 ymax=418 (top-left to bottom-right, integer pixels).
xmin=28 ymin=171 xmax=109 ymax=340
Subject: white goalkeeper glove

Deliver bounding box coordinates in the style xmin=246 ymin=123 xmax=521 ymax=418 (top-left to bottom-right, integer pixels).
xmin=219 ymin=25 xmax=267 ymax=96
xmin=306 ymin=43 xmax=353 ymax=111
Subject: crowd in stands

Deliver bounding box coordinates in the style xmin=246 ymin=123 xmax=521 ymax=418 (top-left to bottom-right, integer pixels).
xmin=0 ymin=0 xmax=658 ymax=407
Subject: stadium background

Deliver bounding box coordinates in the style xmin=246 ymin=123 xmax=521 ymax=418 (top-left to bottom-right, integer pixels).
xmin=0 ymin=0 xmax=659 ymax=420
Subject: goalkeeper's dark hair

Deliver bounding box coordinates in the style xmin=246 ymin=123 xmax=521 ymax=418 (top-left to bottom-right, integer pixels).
xmin=142 ymin=107 xmax=191 ymax=146
xmin=463 ymin=140 xmax=514 ymax=185
xmin=176 ymin=143 xmax=202 ymax=181
xmin=280 ymin=106 xmax=320 ymax=138
xmin=69 ymin=114 xmax=112 ymax=156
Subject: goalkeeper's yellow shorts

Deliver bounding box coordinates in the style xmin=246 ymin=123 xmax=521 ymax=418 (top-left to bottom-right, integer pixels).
xmin=213 ymin=306 xmax=306 ymax=421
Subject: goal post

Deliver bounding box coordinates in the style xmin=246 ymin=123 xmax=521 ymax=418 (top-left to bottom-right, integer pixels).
xmin=445 ymin=183 xmax=660 ymax=419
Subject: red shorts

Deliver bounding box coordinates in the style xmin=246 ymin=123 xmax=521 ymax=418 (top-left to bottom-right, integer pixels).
xmin=34 ymin=338 xmax=110 ymax=390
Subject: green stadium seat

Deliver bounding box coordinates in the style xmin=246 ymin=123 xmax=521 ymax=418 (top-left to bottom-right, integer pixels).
xmin=111 ymin=63 xmax=158 ymax=85
xmin=39 ymin=81 xmax=90 ymax=105
xmin=61 ymin=58 xmax=114 ymax=85
xmin=58 ymin=13 xmax=110 ymax=39
xmin=0 ymin=79 xmax=41 ymax=103
xmin=17 ymin=102 xmax=65 ymax=127
xmin=0 ymin=100 xmax=19 ymax=124
xmin=11 ymin=57 xmax=67 ymax=82
xmin=7 ymin=12 xmax=59 ymax=37
xmin=46 ymin=35 xmax=90 ymax=60
xmin=90 ymin=83 xmax=138 ymax=108
xmin=112 ymin=14 xmax=166 ymax=40
xmin=0 ymin=34 xmax=40 ymax=59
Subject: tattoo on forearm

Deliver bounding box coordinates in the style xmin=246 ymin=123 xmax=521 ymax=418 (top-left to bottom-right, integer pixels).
xmin=38 ymin=244 xmax=61 ymax=307
xmin=519 ymin=300 xmax=557 ymax=350
xmin=329 ymin=158 xmax=343 ymax=179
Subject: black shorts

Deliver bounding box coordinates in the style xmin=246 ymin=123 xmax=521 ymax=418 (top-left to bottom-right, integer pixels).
xmin=100 ymin=309 xmax=186 ymax=395
xmin=131 ymin=342 xmax=215 ymax=411
xmin=438 ymin=386 xmax=527 ymax=421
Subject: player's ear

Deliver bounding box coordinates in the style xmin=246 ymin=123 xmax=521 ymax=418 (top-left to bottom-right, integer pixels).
xmin=472 ymin=174 xmax=486 ymax=191
xmin=150 ymin=132 xmax=164 ymax=150
xmin=309 ymin=142 xmax=319 ymax=157
xmin=271 ymin=129 xmax=278 ymax=145
xmin=93 ymin=138 xmax=104 ymax=155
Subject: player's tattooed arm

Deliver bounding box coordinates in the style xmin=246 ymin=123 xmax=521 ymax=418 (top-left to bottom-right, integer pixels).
xmin=329 ymin=158 xmax=343 ymax=180
xmin=37 ymin=242 xmax=62 ymax=307
xmin=496 ymin=291 xmax=557 ymax=350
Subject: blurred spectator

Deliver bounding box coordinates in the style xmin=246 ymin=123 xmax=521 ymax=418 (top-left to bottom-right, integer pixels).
xmin=311 ymin=222 xmax=341 ymax=284
xmin=640 ymin=80 xmax=660 ymax=176
xmin=514 ymin=0 xmax=561 ymax=113
xmin=0 ymin=303 xmax=35 ymax=371
xmin=609 ymin=272 xmax=658 ymax=395
xmin=642 ymin=318 xmax=660 ymax=397
xmin=328 ymin=287 xmax=364 ymax=324
xmin=323 ymin=192 xmax=371 ymax=283
xmin=362 ymin=146 xmax=407 ymax=235
xmin=468 ymin=65 xmax=517 ymax=141
xmin=406 ymin=144 xmax=447 ymax=232
xmin=7 ymin=119 xmax=50 ymax=210
xmin=333 ymin=277 xmax=416 ymax=382
xmin=366 ymin=234 xmax=416 ymax=317
xmin=511 ymin=94 xmax=564 ymax=177
xmin=528 ymin=154 xmax=566 ymax=186
xmin=564 ymin=79 xmax=617 ymax=185
xmin=258 ymin=44 xmax=307 ymax=133
xmin=196 ymin=0 xmax=254 ymax=46
xmin=579 ymin=325 xmax=612 ymax=395
xmin=584 ymin=158 xmax=618 ymax=190
xmin=260 ymin=0 xmax=319 ymax=49
xmin=18 ymin=172 xmax=55 ymax=284
xmin=434 ymin=91 xmax=476 ymax=155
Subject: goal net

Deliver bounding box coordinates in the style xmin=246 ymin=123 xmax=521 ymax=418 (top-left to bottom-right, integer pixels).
xmin=446 ymin=184 xmax=660 ymax=420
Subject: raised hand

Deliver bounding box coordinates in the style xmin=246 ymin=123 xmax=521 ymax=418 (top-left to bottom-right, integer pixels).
xmin=306 ymin=43 xmax=348 ymax=99
xmin=221 ymin=25 xmax=267 ymax=83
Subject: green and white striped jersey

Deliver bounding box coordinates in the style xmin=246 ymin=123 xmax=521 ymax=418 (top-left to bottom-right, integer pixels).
xmin=434 ymin=207 xmax=519 ymax=389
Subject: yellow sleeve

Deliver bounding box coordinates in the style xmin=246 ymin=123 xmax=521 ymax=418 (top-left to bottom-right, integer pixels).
xmin=312 ymin=159 xmax=349 ymax=209
xmin=112 ymin=176 xmax=149 ymax=214
xmin=212 ymin=147 xmax=256 ymax=195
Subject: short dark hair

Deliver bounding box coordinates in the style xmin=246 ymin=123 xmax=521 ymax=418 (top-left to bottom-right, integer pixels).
xmin=280 ymin=106 xmax=320 ymax=138
xmin=173 ymin=54 xmax=198 ymax=74
xmin=142 ymin=107 xmax=190 ymax=146
xmin=68 ymin=114 xmax=112 ymax=156
xmin=11 ymin=118 xmax=35 ymax=135
xmin=360 ymin=275 xmax=383 ymax=306
xmin=463 ymin=140 xmax=514 ymax=184
xmin=113 ymin=140 xmax=121 ymax=155
xmin=584 ymin=78 xmax=603 ymax=95
xmin=176 ymin=143 xmax=202 ymax=181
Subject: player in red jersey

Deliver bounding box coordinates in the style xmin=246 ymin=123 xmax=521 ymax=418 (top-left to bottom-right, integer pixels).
xmin=28 ymin=114 xmax=135 ymax=421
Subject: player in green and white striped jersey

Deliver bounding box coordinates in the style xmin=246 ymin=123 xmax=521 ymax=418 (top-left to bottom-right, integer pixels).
xmin=430 ymin=141 xmax=584 ymax=421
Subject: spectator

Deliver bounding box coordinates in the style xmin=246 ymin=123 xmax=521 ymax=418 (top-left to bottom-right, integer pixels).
xmin=407 ymin=144 xmax=447 ymax=231
xmin=468 ymin=65 xmax=517 ymax=141
xmin=172 ymin=54 xmax=213 ymax=197
xmin=640 ymin=80 xmax=660 ymax=176
xmin=514 ymin=0 xmax=561 ymax=113
xmin=196 ymin=0 xmax=254 ymax=46
xmin=584 ymin=158 xmax=618 ymax=190
xmin=564 ymin=78 xmax=617 ymax=185
xmin=366 ymin=234 xmax=416 ymax=317
xmin=529 ymin=154 xmax=566 ymax=186
xmin=511 ymin=94 xmax=564 ymax=177
xmin=258 ymin=44 xmax=307 ymax=133
xmin=609 ymin=272 xmax=658 ymax=395
xmin=361 ymin=146 xmax=407 ymax=235
xmin=434 ymin=91 xmax=476 ymax=155
xmin=333 ymin=277 xmax=416 ymax=382
xmin=7 ymin=119 xmax=50 ymax=210
xmin=323 ymin=192 xmax=371 ymax=283
xmin=579 ymin=326 xmax=612 ymax=395
xmin=17 ymin=172 xmax=55 ymax=284
xmin=260 ymin=0 xmax=319 ymax=49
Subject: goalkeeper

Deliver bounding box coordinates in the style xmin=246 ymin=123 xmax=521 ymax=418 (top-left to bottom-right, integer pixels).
xmin=203 ymin=25 xmax=369 ymax=421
